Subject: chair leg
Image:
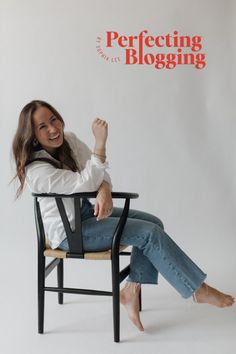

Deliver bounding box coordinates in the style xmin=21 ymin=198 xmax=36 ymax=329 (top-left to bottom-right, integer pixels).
xmin=111 ymin=255 xmax=120 ymax=342
xmin=38 ymin=254 xmax=45 ymax=334
xmin=57 ymin=259 xmax=64 ymax=304
xmin=139 ymin=285 xmax=142 ymax=312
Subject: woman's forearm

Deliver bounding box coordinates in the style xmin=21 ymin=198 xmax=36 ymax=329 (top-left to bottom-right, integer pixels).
xmin=98 ymin=180 xmax=111 ymax=192
xmin=92 ymin=117 xmax=108 ymax=163
xmin=93 ymin=141 xmax=106 ymax=163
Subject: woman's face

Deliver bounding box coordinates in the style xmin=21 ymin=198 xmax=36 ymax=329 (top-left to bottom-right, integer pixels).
xmin=33 ymin=106 xmax=64 ymax=153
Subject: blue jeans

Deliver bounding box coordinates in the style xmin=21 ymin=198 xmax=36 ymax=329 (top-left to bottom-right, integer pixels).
xmin=58 ymin=198 xmax=207 ymax=298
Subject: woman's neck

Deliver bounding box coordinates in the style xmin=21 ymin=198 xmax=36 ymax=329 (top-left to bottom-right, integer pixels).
xmin=48 ymin=149 xmax=60 ymax=161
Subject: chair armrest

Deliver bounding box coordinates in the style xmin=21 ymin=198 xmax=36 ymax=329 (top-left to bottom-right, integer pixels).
xmin=32 ymin=191 xmax=139 ymax=199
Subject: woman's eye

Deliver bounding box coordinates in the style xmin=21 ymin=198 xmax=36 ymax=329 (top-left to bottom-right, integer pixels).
xmin=39 ymin=125 xmax=46 ymax=130
xmin=51 ymin=117 xmax=57 ymax=122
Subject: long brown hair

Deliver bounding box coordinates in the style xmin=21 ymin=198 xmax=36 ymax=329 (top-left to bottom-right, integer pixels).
xmin=12 ymin=100 xmax=79 ymax=198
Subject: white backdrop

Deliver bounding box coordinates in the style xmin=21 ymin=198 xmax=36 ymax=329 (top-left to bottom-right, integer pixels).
xmin=0 ymin=0 xmax=236 ymax=351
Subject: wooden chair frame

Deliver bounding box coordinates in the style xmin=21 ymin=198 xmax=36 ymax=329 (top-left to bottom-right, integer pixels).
xmin=32 ymin=191 xmax=141 ymax=342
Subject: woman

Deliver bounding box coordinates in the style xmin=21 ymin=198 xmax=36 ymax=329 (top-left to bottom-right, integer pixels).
xmin=12 ymin=99 xmax=234 ymax=332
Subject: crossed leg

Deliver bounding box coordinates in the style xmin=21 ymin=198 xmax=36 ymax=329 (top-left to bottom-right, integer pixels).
xmin=111 ymin=206 xmax=235 ymax=331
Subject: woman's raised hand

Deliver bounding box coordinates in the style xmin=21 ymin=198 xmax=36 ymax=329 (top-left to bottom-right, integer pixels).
xmin=92 ymin=118 xmax=108 ymax=163
xmin=92 ymin=118 xmax=108 ymax=146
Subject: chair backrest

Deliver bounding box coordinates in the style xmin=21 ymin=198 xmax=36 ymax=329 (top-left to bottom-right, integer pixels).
xmin=33 ymin=192 xmax=139 ymax=258
xmin=34 ymin=194 xmax=89 ymax=257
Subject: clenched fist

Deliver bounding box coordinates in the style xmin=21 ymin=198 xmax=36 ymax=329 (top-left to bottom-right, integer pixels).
xmin=92 ymin=118 xmax=108 ymax=146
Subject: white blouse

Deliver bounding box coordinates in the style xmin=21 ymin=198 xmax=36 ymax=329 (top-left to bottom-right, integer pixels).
xmin=25 ymin=131 xmax=112 ymax=249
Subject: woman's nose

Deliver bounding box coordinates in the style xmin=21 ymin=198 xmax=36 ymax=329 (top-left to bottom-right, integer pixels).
xmin=48 ymin=124 xmax=57 ymax=133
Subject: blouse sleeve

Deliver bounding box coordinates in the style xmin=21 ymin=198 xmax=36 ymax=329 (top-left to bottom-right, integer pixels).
xmin=25 ymin=156 xmax=108 ymax=194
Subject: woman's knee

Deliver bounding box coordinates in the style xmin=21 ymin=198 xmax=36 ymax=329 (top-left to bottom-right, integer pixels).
xmin=157 ymin=218 xmax=164 ymax=230
xmin=147 ymin=214 xmax=164 ymax=230
xmin=127 ymin=208 xmax=165 ymax=230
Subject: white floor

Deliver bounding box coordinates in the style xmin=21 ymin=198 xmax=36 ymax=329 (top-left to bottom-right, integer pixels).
xmin=1 ymin=260 xmax=236 ymax=354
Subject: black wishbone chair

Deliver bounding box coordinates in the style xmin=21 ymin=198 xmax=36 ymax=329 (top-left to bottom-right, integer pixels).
xmin=32 ymin=191 xmax=141 ymax=342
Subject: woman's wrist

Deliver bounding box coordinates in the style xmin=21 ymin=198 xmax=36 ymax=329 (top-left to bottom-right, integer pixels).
xmin=98 ymin=180 xmax=110 ymax=190
xmin=94 ymin=141 xmax=106 ymax=150
xmin=93 ymin=141 xmax=106 ymax=162
xmin=93 ymin=152 xmax=106 ymax=158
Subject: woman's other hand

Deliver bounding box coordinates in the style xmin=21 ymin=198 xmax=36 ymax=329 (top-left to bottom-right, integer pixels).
xmin=94 ymin=181 xmax=113 ymax=221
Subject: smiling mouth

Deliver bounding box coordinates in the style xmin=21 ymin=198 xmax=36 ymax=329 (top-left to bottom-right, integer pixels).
xmin=49 ymin=134 xmax=60 ymax=141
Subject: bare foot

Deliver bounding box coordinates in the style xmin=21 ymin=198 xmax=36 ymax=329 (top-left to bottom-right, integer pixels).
xmin=120 ymin=282 xmax=144 ymax=331
xmin=193 ymin=282 xmax=235 ymax=307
